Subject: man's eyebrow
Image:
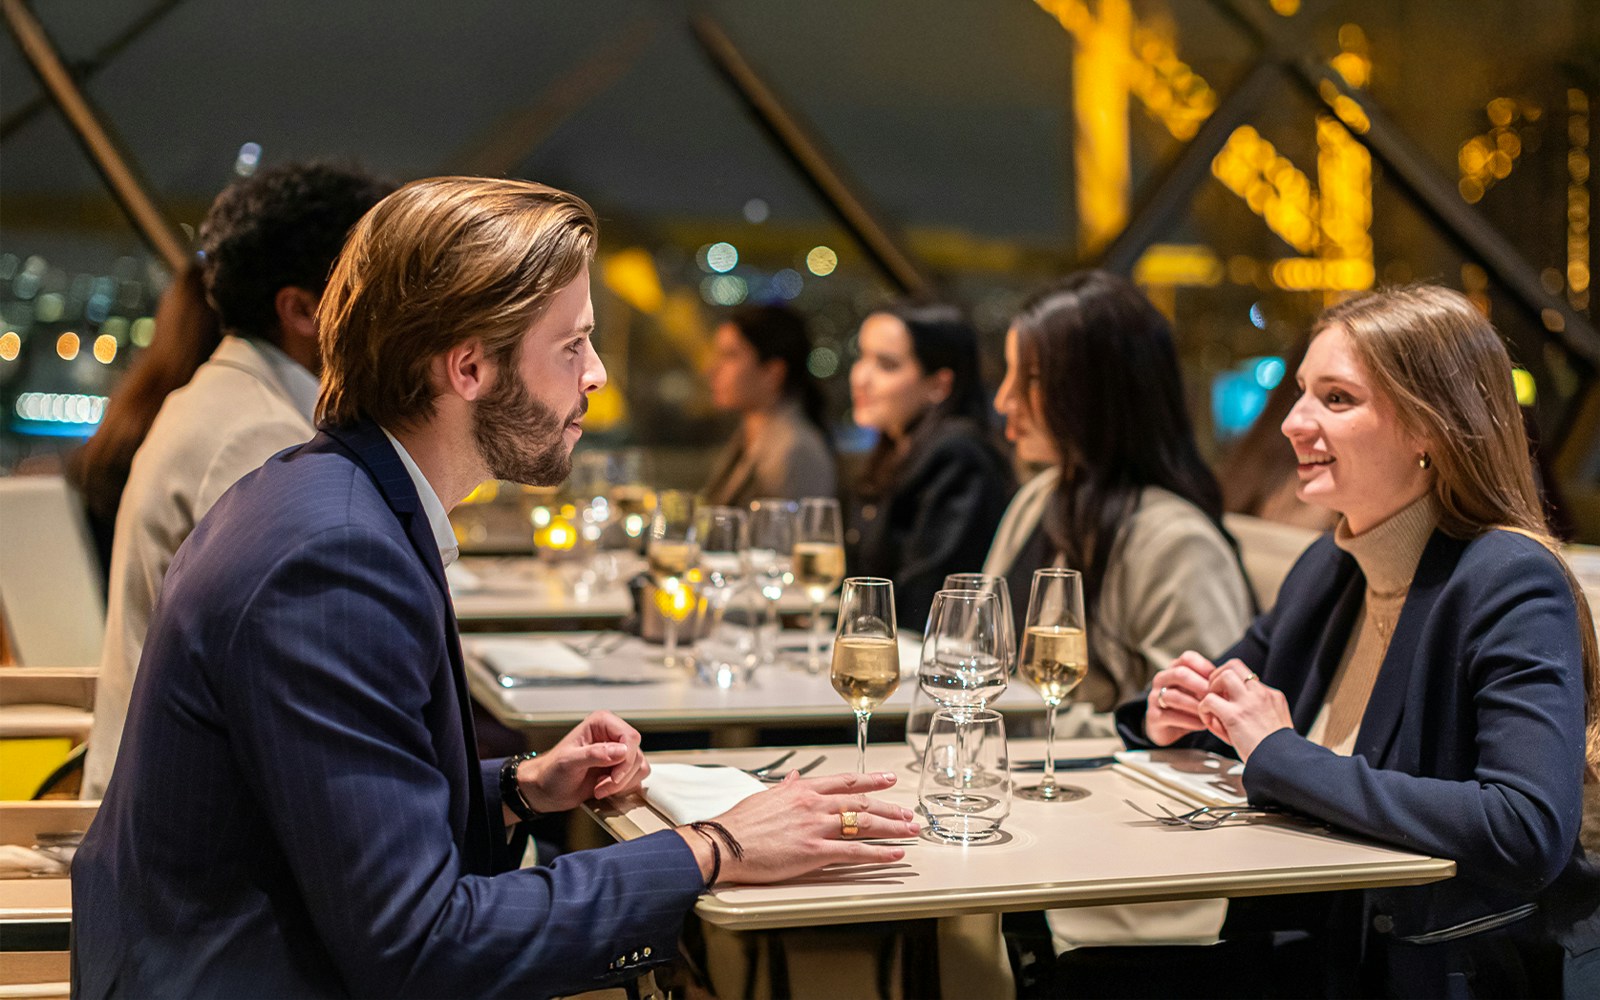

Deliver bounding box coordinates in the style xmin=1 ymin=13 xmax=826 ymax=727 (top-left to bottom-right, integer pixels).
xmin=571 ymin=322 xmax=595 ymax=336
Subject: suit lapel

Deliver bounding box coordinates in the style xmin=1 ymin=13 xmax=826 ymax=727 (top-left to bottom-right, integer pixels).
xmin=1287 ymin=553 xmax=1364 ymax=730
xmin=1353 ymin=531 xmax=1463 ymax=765
xmin=322 ymin=421 xmax=494 ymax=873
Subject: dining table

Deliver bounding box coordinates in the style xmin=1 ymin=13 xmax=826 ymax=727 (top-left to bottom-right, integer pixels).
xmin=583 ymin=737 xmax=1456 ymax=997
xmin=463 ymin=630 xmax=1051 ymax=748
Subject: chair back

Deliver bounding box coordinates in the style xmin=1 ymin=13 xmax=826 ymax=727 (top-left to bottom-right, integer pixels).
xmin=1223 ymin=513 xmax=1322 ymax=610
xmin=0 ymin=476 xmax=105 ymax=666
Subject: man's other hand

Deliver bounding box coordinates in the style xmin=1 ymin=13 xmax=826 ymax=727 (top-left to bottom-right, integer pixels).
xmin=518 ymin=711 xmax=648 ymax=813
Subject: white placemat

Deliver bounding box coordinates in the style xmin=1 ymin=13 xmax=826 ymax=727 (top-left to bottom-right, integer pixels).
xmin=463 ymin=637 xmax=590 ymax=679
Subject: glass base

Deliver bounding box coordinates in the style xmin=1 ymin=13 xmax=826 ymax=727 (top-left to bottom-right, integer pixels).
xmin=1015 ymin=782 xmax=1090 ymax=802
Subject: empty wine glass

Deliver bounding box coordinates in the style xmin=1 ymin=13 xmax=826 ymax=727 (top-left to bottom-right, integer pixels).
xmin=747 ymin=497 xmax=797 ymax=666
xmin=1015 ymin=568 xmax=1090 ymax=803
xmin=793 ymin=497 xmax=845 ymax=673
xmin=830 ymin=577 xmax=899 ymax=773
xmin=693 ymin=506 xmax=751 ymax=685
xmin=942 ymin=574 xmax=1015 ymax=674
xmin=918 ymin=589 xmax=1006 ymax=719
xmin=647 ymin=490 xmax=698 ymax=669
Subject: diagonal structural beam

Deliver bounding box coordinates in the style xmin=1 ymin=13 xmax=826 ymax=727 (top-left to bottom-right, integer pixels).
xmin=690 ymin=14 xmax=933 ymax=296
xmin=1095 ymin=61 xmax=1282 ymax=274
xmin=0 ymin=0 xmax=186 ymax=142
xmin=2 ymin=0 xmax=187 ymax=272
xmin=1213 ymin=0 xmax=1599 ymax=374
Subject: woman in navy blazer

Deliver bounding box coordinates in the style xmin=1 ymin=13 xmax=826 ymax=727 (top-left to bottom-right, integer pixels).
xmin=1117 ymin=285 xmax=1599 ymax=998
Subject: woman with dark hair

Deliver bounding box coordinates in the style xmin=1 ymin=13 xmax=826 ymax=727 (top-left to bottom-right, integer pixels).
xmin=67 ymin=260 xmax=223 ymax=575
xmin=986 ymin=270 xmax=1253 ymax=713
xmin=1123 ymin=285 xmax=1599 ymax=996
xmin=848 ymin=301 xmax=1013 ymax=628
xmin=703 ymin=304 xmax=836 ymax=507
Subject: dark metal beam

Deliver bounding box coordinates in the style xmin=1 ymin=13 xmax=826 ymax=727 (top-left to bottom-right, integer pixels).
xmin=2 ymin=0 xmax=187 ymax=272
xmin=0 ymin=0 xmax=186 ymax=142
xmin=1095 ymin=61 xmax=1281 ymax=274
xmin=1213 ymin=0 xmax=1600 ymax=374
xmin=689 ymin=13 xmax=933 ymax=297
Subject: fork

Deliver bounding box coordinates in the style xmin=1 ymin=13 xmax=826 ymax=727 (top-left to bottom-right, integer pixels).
xmin=561 ymin=632 xmax=626 ymax=657
xmin=693 ymin=749 xmax=797 ymax=778
xmin=1123 ymin=798 xmax=1281 ymax=829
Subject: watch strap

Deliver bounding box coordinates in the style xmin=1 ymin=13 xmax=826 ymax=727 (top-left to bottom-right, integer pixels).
xmin=499 ymin=749 xmax=541 ymax=823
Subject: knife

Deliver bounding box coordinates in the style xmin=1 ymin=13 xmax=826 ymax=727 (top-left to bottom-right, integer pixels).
xmin=1010 ymin=755 xmax=1117 ymax=771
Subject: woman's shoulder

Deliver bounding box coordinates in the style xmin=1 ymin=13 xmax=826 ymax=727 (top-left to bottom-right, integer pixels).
xmin=1451 ymin=528 xmax=1574 ymax=594
xmin=913 ymin=417 xmax=1005 ymax=468
xmin=1124 ymin=488 xmax=1231 ymax=550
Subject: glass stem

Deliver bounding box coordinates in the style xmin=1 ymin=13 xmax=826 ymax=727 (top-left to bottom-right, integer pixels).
xmin=855 ymin=710 xmax=870 ymax=773
xmin=762 ymin=594 xmax=780 ymax=662
xmin=809 ymin=601 xmax=824 ymax=671
xmin=664 ymin=618 xmax=678 ymax=668
xmin=1042 ymin=701 xmax=1059 ymax=790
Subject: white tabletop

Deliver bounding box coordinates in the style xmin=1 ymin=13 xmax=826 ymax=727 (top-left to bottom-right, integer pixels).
xmin=589 ymin=739 xmax=1455 ymax=931
xmin=464 ymin=631 xmax=1048 ymax=731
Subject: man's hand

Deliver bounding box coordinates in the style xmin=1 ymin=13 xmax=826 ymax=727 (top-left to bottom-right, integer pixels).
xmin=516 ymin=711 xmax=648 ymax=814
xmin=676 ymin=771 xmax=919 ymax=885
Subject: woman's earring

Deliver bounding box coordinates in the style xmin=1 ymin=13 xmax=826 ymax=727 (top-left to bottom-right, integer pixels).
xmin=1417 ymin=453 xmax=1432 ymax=470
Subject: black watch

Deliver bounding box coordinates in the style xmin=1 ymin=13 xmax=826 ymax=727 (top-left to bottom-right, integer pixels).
xmin=499 ymin=750 xmax=541 ymax=823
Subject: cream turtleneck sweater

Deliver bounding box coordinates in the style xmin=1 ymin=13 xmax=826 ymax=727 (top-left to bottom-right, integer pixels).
xmin=1305 ymin=493 xmax=1440 ymax=754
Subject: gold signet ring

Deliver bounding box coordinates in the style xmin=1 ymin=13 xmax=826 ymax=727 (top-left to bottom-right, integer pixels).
xmin=840 ymin=810 xmax=860 ymax=837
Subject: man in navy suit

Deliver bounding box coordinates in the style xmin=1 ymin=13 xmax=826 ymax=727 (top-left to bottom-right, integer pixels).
xmin=71 ymin=177 xmax=918 ymax=998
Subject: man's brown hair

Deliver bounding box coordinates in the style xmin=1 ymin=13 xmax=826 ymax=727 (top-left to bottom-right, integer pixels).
xmin=316 ymin=176 xmax=597 ymax=430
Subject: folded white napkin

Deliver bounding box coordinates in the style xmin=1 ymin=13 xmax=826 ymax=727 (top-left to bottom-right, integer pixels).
xmin=445 ymin=561 xmax=483 ymax=594
xmin=1114 ymin=749 xmax=1248 ymax=808
xmin=464 ymin=637 xmax=590 ymax=679
xmin=642 ymin=763 xmax=766 ymax=825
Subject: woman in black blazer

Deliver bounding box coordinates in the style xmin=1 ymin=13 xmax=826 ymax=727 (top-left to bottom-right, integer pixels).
xmin=1118 ymin=285 xmax=1598 ymax=997
xmin=846 ymin=301 xmax=1013 ymax=628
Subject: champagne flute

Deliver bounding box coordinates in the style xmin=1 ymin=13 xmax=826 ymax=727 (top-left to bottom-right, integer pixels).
xmin=1015 ymin=568 xmax=1090 ymax=802
xmin=792 ymin=497 xmax=845 ymax=673
xmin=830 ymin=577 xmax=899 ymax=773
xmin=747 ymin=498 xmax=797 ymax=666
xmin=647 ymin=490 xmax=699 ymax=669
xmin=942 ymin=574 xmax=1015 ymax=675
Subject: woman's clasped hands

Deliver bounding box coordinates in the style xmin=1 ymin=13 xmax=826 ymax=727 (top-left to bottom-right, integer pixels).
xmin=1146 ymin=651 xmax=1293 ymax=761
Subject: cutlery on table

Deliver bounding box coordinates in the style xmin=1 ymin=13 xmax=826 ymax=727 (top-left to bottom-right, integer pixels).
xmin=1011 ymin=755 xmax=1116 ymax=772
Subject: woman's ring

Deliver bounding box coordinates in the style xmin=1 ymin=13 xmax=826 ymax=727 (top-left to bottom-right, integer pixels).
xmin=1243 ymin=672 xmax=1257 ymax=684
xmin=1157 ymin=686 xmax=1169 ymax=709
xmin=840 ymin=810 xmax=859 ymax=837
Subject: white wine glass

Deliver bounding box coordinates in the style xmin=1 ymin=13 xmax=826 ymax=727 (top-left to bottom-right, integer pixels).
xmin=747 ymin=498 xmax=797 ymax=666
xmin=647 ymin=490 xmax=699 ymax=669
xmin=793 ymin=497 xmax=845 ymax=673
xmin=1015 ymin=568 xmax=1090 ymax=802
xmin=830 ymin=577 xmax=899 ymax=773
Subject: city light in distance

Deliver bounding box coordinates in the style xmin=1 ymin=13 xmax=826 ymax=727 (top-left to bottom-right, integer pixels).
xmin=806 ymin=246 xmax=837 ymax=276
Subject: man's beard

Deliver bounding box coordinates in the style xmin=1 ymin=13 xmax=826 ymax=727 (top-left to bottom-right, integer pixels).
xmin=471 ymin=369 xmax=582 ymax=487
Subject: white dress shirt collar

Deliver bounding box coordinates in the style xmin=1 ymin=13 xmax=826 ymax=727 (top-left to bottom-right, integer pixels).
xmin=378 ymin=427 xmax=460 ymax=568
xmin=249 ymin=336 xmax=321 ymax=421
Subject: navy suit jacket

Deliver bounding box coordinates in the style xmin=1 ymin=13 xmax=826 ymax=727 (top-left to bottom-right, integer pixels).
xmin=1116 ymin=528 xmax=1598 ymax=988
xmin=72 ymin=422 xmax=705 ymax=998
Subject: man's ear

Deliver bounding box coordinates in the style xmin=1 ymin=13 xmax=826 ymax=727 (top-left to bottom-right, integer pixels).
xmin=273 ymin=286 xmax=320 ymax=347
xmin=434 ymin=338 xmax=492 ymax=404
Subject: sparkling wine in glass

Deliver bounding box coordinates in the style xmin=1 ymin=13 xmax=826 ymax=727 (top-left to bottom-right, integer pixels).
xmin=830 ymin=577 xmax=899 ymax=773
xmin=647 ymin=490 xmax=699 ymax=669
xmin=793 ymin=497 xmax=845 ymax=673
xmin=747 ymin=497 xmax=797 ymax=666
xmin=1015 ymin=568 xmax=1090 ymax=802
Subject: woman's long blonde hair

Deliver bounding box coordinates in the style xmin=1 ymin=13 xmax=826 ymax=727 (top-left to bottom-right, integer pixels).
xmin=1316 ymin=285 xmax=1599 ymax=780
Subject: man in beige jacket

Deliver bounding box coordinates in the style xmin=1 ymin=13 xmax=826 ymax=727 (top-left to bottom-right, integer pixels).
xmin=82 ymin=163 xmax=393 ymax=797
